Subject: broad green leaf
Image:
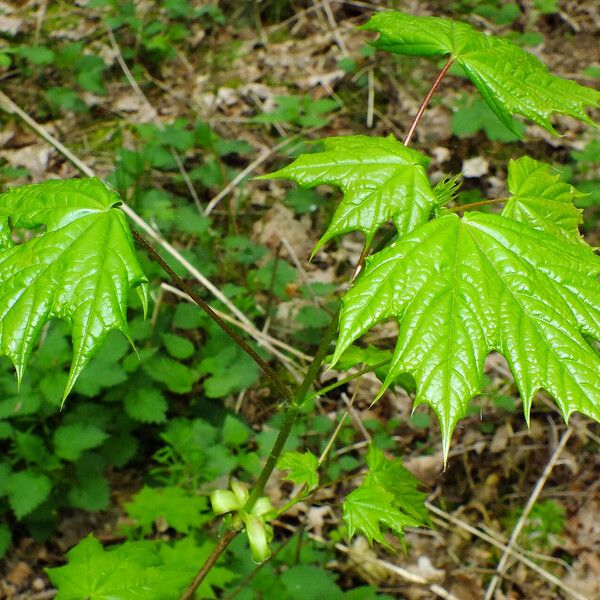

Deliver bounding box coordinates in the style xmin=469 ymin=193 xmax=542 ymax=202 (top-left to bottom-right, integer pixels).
xmin=278 ymin=450 xmax=319 ymax=490
xmin=143 ymin=355 xmax=198 ymax=394
xmin=281 ymin=565 xmax=343 ymax=600
xmin=222 ymin=414 xmax=251 ymax=447
xmin=47 ymin=536 xmax=176 ymax=600
xmin=452 ymin=96 xmax=524 ymax=141
xmin=259 ymin=136 xmax=438 ymax=253
xmin=161 ymin=332 xmax=195 ymax=359
xmin=7 ymin=470 xmax=51 ymax=519
xmin=53 ymin=423 xmax=108 ymax=461
xmin=363 ymin=446 xmax=429 ymax=526
xmin=125 ymin=486 xmax=211 ymax=534
xmin=502 ymin=156 xmax=587 ymax=245
xmin=68 ymin=471 xmax=110 ymax=511
xmin=363 ymin=12 xmax=600 ymax=135
xmin=0 ymin=178 xmax=147 ymax=398
xmin=343 ymin=484 xmax=415 ymax=545
xmin=157 ymin=537 xmax=236 ymax=599
xmin=333 ymin=212 xmax=600 ymax=459
xmin=197 ymin=329 xmax=260 ymax=398
xmin=343 ymin=446 xmax=427 ymax=545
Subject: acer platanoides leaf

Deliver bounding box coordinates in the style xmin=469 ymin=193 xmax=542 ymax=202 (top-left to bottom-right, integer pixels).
xmin=363 ymin=12 xmax=600 ymax=135
xmin=502 ymin=156 xmax=587 ymax=246
xmin=333 ymin=211 xmax=600 ymax=460
xmin=0 ymin=178 xmax=147 ymax=399
xmin=343 ymin=446 xmax=426 ymax=545
xmin=259 ymin=135 xmax=438 ymax=254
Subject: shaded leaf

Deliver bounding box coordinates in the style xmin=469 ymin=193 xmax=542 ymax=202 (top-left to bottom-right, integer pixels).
xmin=7 ymin=470 xmax=51 ymax=519
xmin=125 ymin=486 xmax=211 ymax=534
xmin=278 ymin=450 xmax=319 ymax=490
xmin=53 ymin=423 xmax=108 ymax=461
xmin=124 ymin=388 xmax=168 ymax=424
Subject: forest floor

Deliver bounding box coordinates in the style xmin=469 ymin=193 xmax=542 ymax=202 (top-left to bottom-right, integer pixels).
xmin=1 ymin=1 xmax=600 ymax=599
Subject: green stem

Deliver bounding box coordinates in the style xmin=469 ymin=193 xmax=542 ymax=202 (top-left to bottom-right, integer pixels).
xmin=309 ymin=359 xmax=391 ymax=400
xmin=245 ymin=315 xmax=339 ymax=512
xmin=180 ymin=529 xmax=238 ymax=600
xmin=245 ymin=406 xmax=301 ymax=512
xmin=180 ymin=313 xmax=339 ymax=599
xmin=178 ymin=51 xmax=450 ymax=600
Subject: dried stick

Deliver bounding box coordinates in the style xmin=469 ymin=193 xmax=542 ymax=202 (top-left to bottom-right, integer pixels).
xmin=483 ymin=427 xmax=573 ymax=600
xmin=427 ymin=500 xmax=586 ymax=600
xmin=105 ymin=25 xmax=202 ymax=211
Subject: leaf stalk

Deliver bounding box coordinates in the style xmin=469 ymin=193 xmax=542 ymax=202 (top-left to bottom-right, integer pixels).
xmin=403 ymin=57 xmax=454 ymax=146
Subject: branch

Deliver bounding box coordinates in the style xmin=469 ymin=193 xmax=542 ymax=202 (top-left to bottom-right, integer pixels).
xmin=179 ymin=529 xmax=238 ymax=600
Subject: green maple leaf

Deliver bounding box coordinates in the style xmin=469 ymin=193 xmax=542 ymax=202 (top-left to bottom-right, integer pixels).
xmin=47 ymin=536 xmax=163 ymax=600
xmin=259 ymin=135 xmax=438 ymax=253
xmin=47 ymin=535 xmax=234 ymax=600
xmin=278 ymin=450 xmax=319 ymax=490
xmin=333 ymin=211 xmax=600 ymax=459
xmin=363 ymin=446 xmax=429 ymax=526
xmin=0 ymin=178 xmax=147 ymax=399
xmin=502 ymin=156 xmax=587 ymax=245
xmin=363 ymin=12 xmax=600 ymax=135
xmin=343 ymin=485 xmax=412 ymax=545
xmin=343 ymin=446 xmax=427 ymax=545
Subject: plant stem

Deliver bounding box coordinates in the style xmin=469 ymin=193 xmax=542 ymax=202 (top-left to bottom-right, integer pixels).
xmin=180 ymin=529 xmax=238 ymax=600
xmin=447 ymin=198 xmax=507 ymax=213
xmin=131 ymin=228 xmax=293 ymax=404
xmin=309 ymin=359 xmax=391 ymax=400
xmin=404 ymin=57 xmax=454 ymax=146
xmin=245 ymin=314 xmax=339 ymax=511
xmin=179 ymin=314 xmax=339 ymax=599
xmin=245 ymin=406 xmax=301 ymax=511
xmin=352 ymin=240 xmax=371 ymax=280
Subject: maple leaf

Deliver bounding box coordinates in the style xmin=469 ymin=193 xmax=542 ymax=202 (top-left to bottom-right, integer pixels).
xmin=47 ymin=535 xmax=235 ymax=600
xmin=502 ymin=156 xmax=587 ymax=246
xmin=332 ymin=211 xmax=600 ymax=459
xmin=259 ymin=135 xmax=438 ymax=254
xmin=362 ymin=12 xmax=600 ymax=135
xmin=278 ymin=450 xmax=319 ymax=490
xmin=0 ymin=178 xmax=147 ymax=399
xmin=343 ymin=446 xmax=427 ymax=545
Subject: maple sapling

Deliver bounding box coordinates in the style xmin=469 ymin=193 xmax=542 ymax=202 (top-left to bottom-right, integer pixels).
xmin=0 ymin=10 xmax=598 ymax=599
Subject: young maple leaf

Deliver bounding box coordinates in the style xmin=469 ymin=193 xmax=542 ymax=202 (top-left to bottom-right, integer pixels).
xmin=502 ymin=156 xmax=587 ymax=246
xmin=258 ymin=135 xmax=438 ymax=254
xmin=343 ymin=446 xmax=428 ymax=545
xmin=363 ymin=12 xmax=600 ymax=135
xmin=333 ymin=211 xmax=600 ymax=460
xmin=0 ymin=178 xmax=147 ymax=399
xmin=47 ymin=535 xmax=235 ymax=600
